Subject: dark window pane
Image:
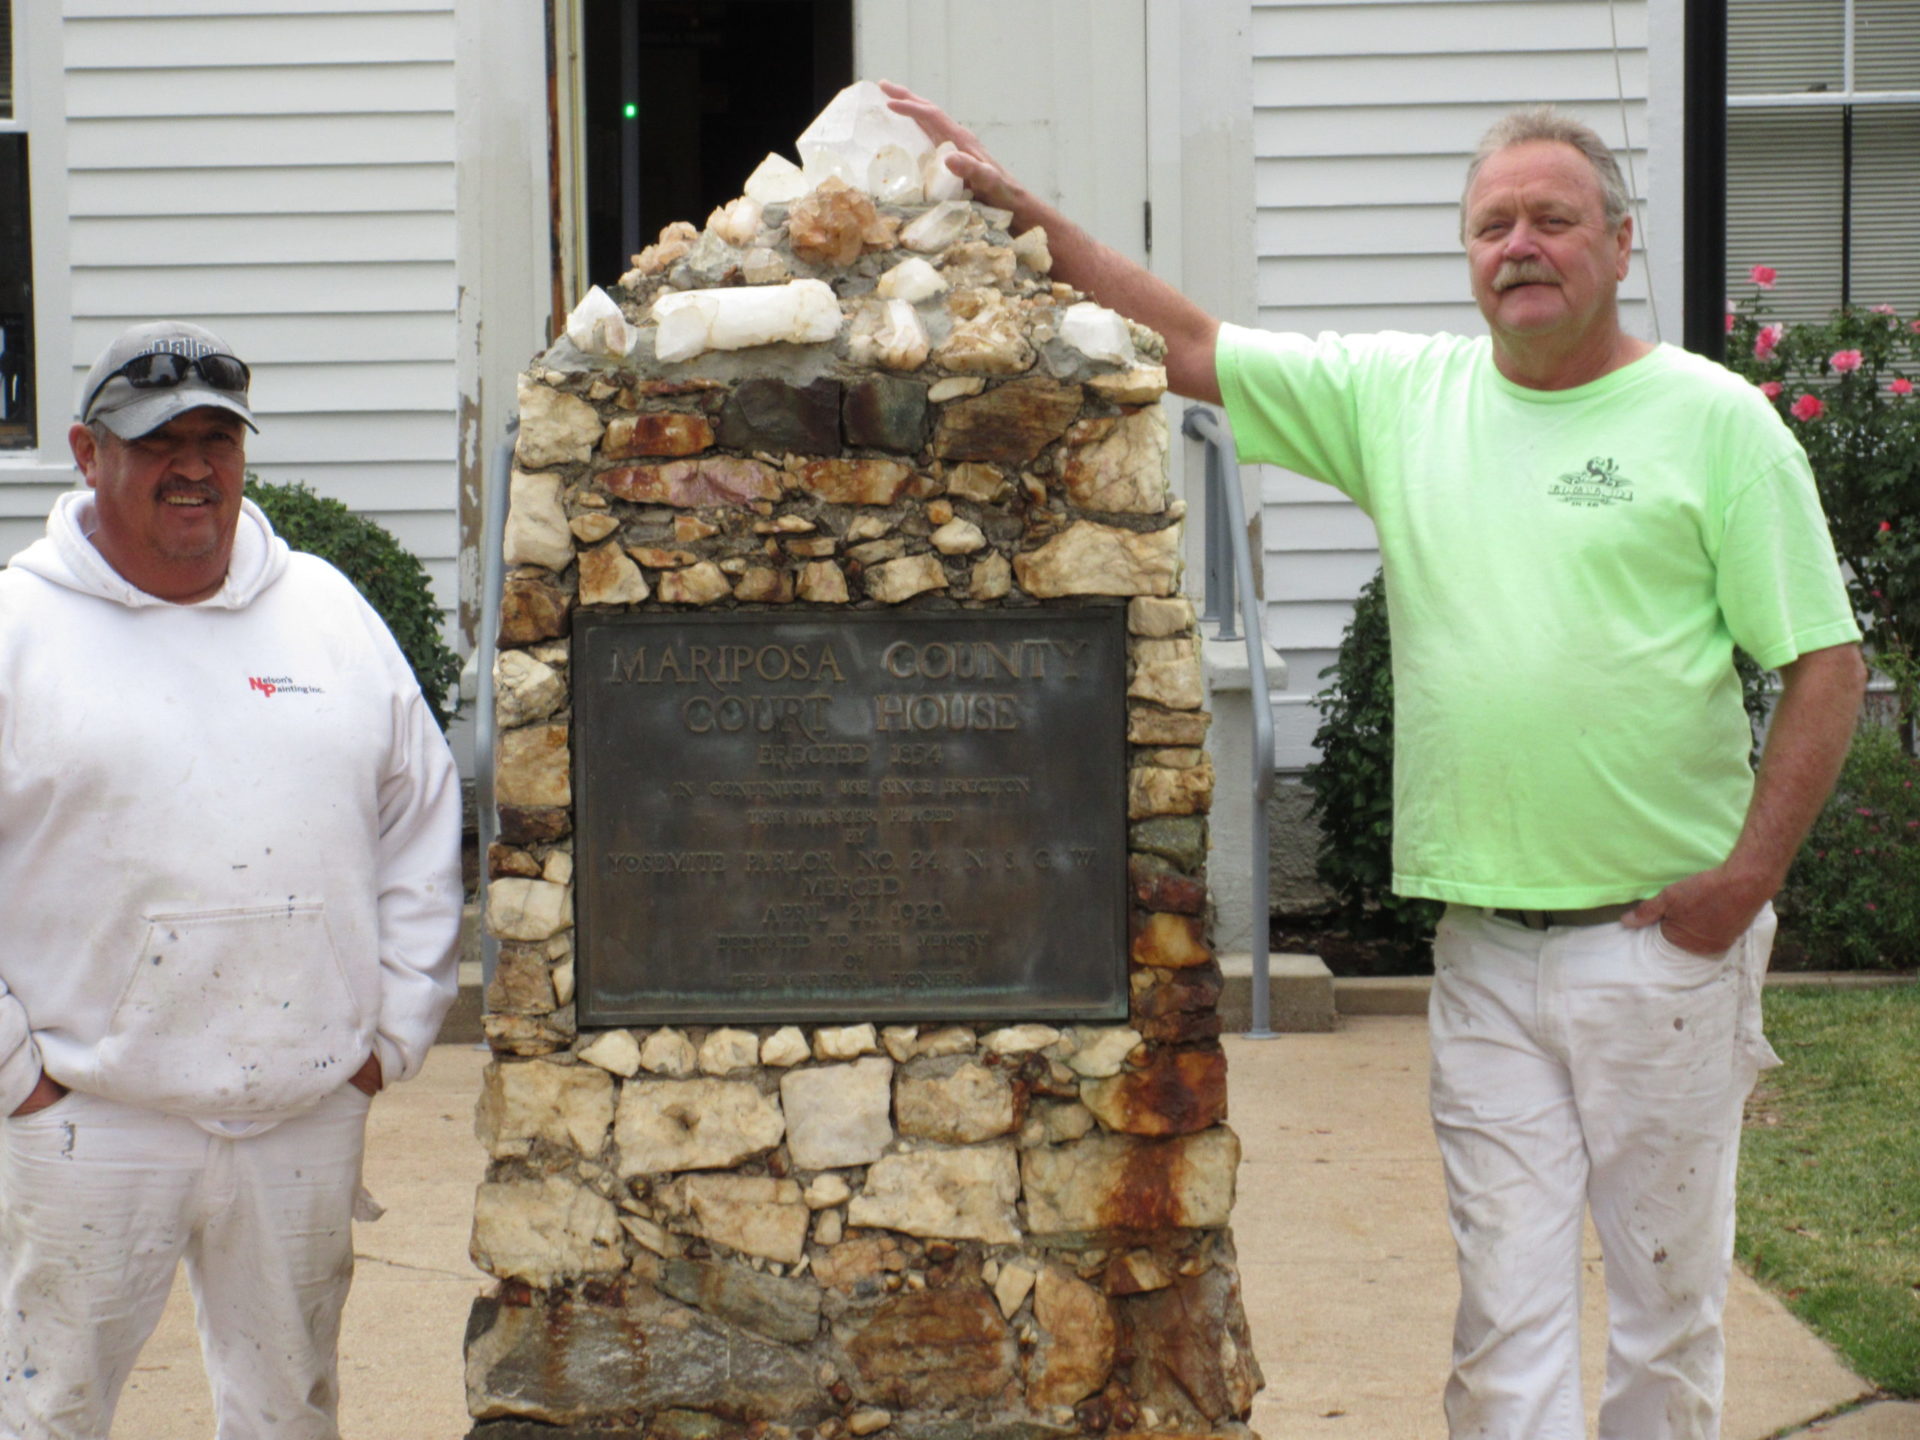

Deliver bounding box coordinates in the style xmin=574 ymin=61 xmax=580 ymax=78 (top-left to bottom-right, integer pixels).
xmin=581 ymin=0 xmax=853 ymax=287
xmin=0 ymin=2 xmax=12 ymax=120
xmin=1726 ymin=107 xmax=1845 ymax=325
xmin=1852 ymin=105 xmax=1920 ymax=314
xmin=0 ymin=132 xmax=31 ymax=450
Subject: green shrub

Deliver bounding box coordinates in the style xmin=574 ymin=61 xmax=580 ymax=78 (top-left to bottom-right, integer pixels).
xmin=1305 ymin=569 xmax=1443 ymax=946
xmin=244 ymin=477 xmax=462 ymax=731
xmin=1775 ymin=722 xmax=1920 ymax=969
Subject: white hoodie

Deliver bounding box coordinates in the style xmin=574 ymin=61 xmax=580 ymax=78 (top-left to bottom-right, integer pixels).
xmin=0 ymin=492 xmax=462 ymax=1129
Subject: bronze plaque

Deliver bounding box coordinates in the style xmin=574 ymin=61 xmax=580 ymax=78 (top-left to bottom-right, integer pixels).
xmin=572 ymin=608 xmax=1129 ymax=1024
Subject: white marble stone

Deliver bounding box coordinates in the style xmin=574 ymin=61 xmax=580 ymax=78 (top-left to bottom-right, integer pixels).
xmin=781 ymin=1056 xmax=893 ymax=1170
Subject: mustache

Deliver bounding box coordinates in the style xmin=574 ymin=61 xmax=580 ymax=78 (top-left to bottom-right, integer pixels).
xmin=1493 ymin=261 xmax=1560 ymax=291
xmin=157 ymin=480 xmax=221 ymax=502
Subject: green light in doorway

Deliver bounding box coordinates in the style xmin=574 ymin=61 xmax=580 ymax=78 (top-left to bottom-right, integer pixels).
xmin=623 ymin=103 xmax=637 ymax=120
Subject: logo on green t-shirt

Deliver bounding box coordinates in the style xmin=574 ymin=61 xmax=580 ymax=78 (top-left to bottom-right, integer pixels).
xmin=1549 ymin=456 xmax=1635 ymax=508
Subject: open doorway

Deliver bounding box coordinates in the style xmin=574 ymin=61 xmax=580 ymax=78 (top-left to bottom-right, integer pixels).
xmin=579 ymin=0 xmax=853 ymax=288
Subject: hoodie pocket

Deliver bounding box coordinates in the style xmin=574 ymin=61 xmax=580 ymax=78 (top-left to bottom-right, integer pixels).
xmin=98 ymin=900 xmax=367 ymax=1117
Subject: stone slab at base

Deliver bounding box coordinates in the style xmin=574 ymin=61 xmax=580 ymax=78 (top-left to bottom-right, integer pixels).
xmin=1215 ymin=952 xmax=1335 ymax=1033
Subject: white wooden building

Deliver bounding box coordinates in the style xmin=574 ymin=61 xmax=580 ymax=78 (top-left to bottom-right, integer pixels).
xmin=2 ymin=0 xmax=1909 ymax=790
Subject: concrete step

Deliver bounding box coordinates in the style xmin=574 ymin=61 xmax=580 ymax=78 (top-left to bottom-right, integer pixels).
xmin=1216 ymin=952 xmax=1338 ymax=1033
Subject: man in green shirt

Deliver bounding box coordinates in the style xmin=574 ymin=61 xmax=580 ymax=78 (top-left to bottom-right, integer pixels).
xmin=889 ymin=87 xmax=1865 ymax=1439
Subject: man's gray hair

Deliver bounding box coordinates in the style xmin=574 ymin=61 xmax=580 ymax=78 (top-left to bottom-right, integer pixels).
xmin=1460 ymin=106 xmax=1631 ymax=238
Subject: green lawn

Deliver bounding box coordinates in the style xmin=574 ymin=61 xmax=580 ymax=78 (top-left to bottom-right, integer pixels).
xmin=1738 ymin=983 xmax=1920 ymax=1395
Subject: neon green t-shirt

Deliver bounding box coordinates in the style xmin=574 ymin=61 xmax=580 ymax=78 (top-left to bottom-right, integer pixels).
xmin=1217 ymin=326 xmax=1861 ymax=907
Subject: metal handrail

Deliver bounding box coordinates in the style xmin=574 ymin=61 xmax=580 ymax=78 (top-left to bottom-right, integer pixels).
xmin=1182 ymin=405 xmax=1278 ymax=1039
xmin=474 ymin=420 xmax=517 ymax=991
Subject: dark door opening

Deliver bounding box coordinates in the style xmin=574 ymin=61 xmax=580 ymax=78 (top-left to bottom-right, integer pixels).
xmin=580 ymin=0 xmax=854 ymax=289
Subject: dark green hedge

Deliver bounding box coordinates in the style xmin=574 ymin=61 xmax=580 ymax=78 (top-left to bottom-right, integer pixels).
xmin=244 ymin=477 xmax=461 ymax=731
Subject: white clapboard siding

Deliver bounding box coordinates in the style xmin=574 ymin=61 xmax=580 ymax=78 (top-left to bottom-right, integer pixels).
xmin=14 ymin=3 xmax=463 ymax=598
xmin=1249 ymin=0 xmax=1651 ymax=768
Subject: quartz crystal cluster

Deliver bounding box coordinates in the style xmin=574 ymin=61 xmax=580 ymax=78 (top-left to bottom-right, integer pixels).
xmin=475 ymin=80 xmax=1260 ymax=1440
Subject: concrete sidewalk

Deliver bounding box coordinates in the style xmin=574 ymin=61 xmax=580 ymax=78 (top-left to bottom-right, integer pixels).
xmin=111 ymin=1021 xmax=1905 ymax=1439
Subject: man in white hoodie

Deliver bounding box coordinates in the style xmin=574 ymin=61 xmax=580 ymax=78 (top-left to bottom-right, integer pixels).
xmin=0 ymin=321 xmax=462 ymax=1440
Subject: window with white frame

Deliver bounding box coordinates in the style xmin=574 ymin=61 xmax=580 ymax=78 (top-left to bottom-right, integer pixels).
xmin=1726 ymin=0 xmax=1920 ymax=324
xmin=0 ymin=1 xmax=33 ymax=450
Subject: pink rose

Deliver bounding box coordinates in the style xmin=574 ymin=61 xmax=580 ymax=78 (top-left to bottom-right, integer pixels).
xmin=1725 ymin=309 xmax=1736 ymax=334
xmin=1892 ymin=377 xmax=1914 ymax=396
xmin=1790 ymin=393 xmax=1824 ymax=421
xmin=1754 ymin=323 xmax=1785 ymax=359
xmin=1759 ymin=380 xmax=1783 ymax=399
xmin=1749 ymin=264 xmax=1777 ymax=289
xmin=1911 ymin=321 xmax=1920 ymax=334
xmin=1881 ymin=521 xmax=1895 ymax=532
xmin=1831 ymin=349 xmax=1864 ymax=373
xmin=1871 ymin=304 xmax=1898 ymax=316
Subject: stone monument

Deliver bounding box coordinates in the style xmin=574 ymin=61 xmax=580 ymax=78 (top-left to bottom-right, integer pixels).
xmin=469 ymin=82 xmax=1262 ymax=1440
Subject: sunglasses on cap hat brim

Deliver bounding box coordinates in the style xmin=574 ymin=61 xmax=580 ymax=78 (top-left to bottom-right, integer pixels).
xmin=82 ymin=352 xmax=253 ymax=426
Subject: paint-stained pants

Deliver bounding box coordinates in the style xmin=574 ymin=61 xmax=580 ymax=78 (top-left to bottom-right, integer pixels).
xmin=1429 ymin=905 xmax=1779 ymax=1440
xmin=0 ymin=1084 xmax=370 ymax=1440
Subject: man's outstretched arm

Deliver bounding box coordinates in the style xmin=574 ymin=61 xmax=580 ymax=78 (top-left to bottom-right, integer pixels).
xmin=883 ymin=82 xmax=1224 ymax=404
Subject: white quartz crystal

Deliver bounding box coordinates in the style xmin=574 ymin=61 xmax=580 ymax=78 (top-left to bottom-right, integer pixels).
xmin=876 ymin=256 xmax=948 ymax=304
xmin=922 ymin=142 xmax=967 ymax=203
xmin=796 ymin=80 xmax=937 ymax=201
xmin=901 ymin=201 xmax=973 ymax=254
xmin=564 ymin=286 xmax=632 ymax=360
xmin=847 ymin=298 xmax=930 ymax=372
xmin=744 ymin=152 xmax=810 ymax=206
xmin=1060 ymin=302 xmax=1135 ymax=365
xmin=651 ymin=279 xmax=842 ymax=363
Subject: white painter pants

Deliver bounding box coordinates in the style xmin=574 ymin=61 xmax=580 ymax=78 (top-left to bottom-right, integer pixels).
xmin=1429 ymin=904 xmax=1779 ymax=1440
xmin=0 ymin=1083 xmax=370 ymax=1440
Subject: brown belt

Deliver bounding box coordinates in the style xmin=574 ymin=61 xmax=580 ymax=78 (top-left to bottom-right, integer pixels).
xmin=1487 ymin=903 xmax=1636 ymax=931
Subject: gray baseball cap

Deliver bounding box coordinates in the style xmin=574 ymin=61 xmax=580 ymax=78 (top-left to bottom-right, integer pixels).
xmin=77 ymin=320 xmax=257 ymax=439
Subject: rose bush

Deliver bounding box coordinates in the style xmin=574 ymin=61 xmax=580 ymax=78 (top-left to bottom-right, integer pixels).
xmin=1728 ymin=278 xmax=1920 ymax=722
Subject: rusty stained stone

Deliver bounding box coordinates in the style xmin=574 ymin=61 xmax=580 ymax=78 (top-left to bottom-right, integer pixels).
xmin=1104 ymin=1248 xmax=1174 ymax=1296
xmin=1131 ymin=911 xmax=1210 ymax=970
xmin=842 ymin=373 xmax=929 ymax=453
xmin=838 ymin=1287 xmax=1016 ymax=1409
xmin=932 ymin=378 xmax=1083 ymax=466
xmin=1133 ymin=1009 xmax=1226 ymax=1046
xmin=497 ymin=805 xmax=571 ymax=846
xmin=733 ymin=567 xmax=795 ymax=604
xmin=488 ymin=843 xmax=542 ymax=880
xmin=716 ymin=376 xmax=842 ymax=456
xmin=498 ymin=575 xmax=571 ymax=645
xmin=810 ymin=1235 xmax=909 ymax=1294
xmin=1128 ymin=856 xmax=1208 ymax=914
xmin=1118 ymin=1266 xmax=1264 ymax=1425
xmin=1130 ymin=965 xmax=1225 ymax=1024
xmin=790 ymin=457 xmax=913 ymax=507
xmin=600 ymin=457 xmax=782 ymax=508
xmin=1027 ymin=1264 xmax=1117 ymax=1410
xmin=1021 ymin=1127 xmax=1239 ymax=1235
xmin=1079 ymin=1049 xmax=1227 ymax=1137
xmin=601 ymin=411 xmax=716 ymax=459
